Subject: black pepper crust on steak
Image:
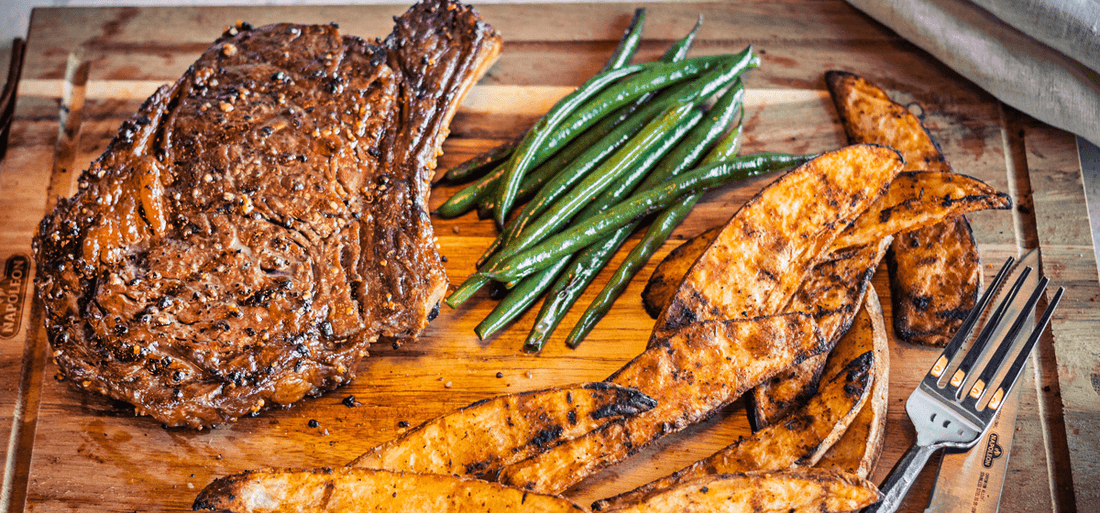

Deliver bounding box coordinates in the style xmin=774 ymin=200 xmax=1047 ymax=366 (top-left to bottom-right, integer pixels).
xmin=32 ymin=0 xmax=501 ymax=428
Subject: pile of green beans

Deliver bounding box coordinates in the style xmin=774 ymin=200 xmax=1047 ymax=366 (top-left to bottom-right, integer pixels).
xmin=435 ymin=11 xmax=813 ymax=350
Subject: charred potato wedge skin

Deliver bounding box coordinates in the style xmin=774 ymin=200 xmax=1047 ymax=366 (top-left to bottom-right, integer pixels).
xmin=817 ymin=287 xmax=890 ymax=478
xmin=595 ymin=346 xmax=875 ymax=511
xmin=826 ymin=70 xmax=985 ymax=347
xmin=601 ymin=469 xmax=881 ymax=513
xmin=193 ymin=467 xmax=585 ymax=512
xmin=887 ymin=217 xmax=982 ymax=346
xmin=499 ymin=311 xmax=835 ymax=494
xmin=349 ymin=383 xmax=656 ymax=479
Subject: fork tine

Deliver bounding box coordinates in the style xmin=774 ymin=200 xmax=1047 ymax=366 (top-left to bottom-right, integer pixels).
xmin=941 ymin=266 xmax=1032 ymax=397
xmin=961 ymin=276 xmax=1048 ymax=407
xmin=925 ymin=257 xmax=1015 ymax=384
xmin=978 ymin=286 xmax=1064 ymax=421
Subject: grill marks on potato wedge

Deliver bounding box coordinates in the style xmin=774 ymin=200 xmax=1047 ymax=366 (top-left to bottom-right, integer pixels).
xmin=193 ymin=467 xmax=585 ymax=512
xmin=747 ymin=354 xmax=827 ymax=431
xmin=600 ymin=469 xmax=881 ymax=513
xmin=652 ymin=145 xmax=903 ymax=342
xmin=886 ymin=217 xmax=982 ymax=346
xmin=348 ymin=383 xmax=657 ymax=480
xmin=826 ymin=70 xmax=985 ymax=347
xmin=593 ymin=306 xmax=879 ymax=511
xmin=817 ymin=288 xmax=890 ymax=479
xmin=499 ymin=311 xmax=832 ymax=494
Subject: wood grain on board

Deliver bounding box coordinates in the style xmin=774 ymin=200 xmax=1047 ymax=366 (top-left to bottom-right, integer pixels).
xmin=0 ymin=2 xmax=1095 ymax=512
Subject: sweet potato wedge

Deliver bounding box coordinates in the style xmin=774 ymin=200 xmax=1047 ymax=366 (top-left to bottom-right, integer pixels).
xmin=816 ymin=287 xmax=890 ymax=478
xmin=594 ymin=334 xmax=876 ymax=510
xmin=830 ymin=170 xmax=1009 ymax=251
xmin=348 ymin=383 xmax=656 ymax=479
xmin=747 ymin=355 xmax=826 ymax=431
xmin=643 ymin=170 xmax=996 ymax=429
xmin=193 ymin=467 xmax=585 ymax=512
xmin=653 ymin=144 xmax=902 ymax=341
xmin=640 ymin=226 xmax=720 ymax=319
xmin=600 ymin=469 xmax=880 ymax=513
xmin=826 ymin=70 xmax=985 ymax=346
xmin=824 ymin=70 xmax=950 ymax=174
xmin=499 ymin=310 xmax=835 ymax=494
xmin=887 ymin=217 xmax=982 ymax=346
xmin=641 ymin=171 xmax=1006 ymax=321
xmin=748 ymin=240 xmax=890 ymax=430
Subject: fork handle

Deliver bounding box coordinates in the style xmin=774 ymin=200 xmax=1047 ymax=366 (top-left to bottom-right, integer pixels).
xmin=863 ymin=443 xmax=940 ymax=513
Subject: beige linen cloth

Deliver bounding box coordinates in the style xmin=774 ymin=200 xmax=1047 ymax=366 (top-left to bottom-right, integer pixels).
xmin=845 ymin=0 xmax=1100 ymax=147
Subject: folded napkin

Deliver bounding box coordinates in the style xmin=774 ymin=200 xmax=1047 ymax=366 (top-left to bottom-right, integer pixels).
xmin=845 ymin=0 xmax=1100 ymax=147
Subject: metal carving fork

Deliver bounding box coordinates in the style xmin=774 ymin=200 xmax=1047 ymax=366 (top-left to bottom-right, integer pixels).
xmin=866 ymin=255 xmax=1064 ymax=512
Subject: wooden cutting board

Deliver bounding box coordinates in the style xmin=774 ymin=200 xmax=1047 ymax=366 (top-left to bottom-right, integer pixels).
xmin=1 ymin=2 xmax=1097 ymax=511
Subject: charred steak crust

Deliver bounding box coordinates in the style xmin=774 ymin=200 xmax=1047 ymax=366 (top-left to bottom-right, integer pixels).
xmin=33 ymin=0 xmax=501 ymax=428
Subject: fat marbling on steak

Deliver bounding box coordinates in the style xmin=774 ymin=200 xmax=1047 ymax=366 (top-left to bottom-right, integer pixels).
xmin=33 ymin=0 xmax=501 ymax=428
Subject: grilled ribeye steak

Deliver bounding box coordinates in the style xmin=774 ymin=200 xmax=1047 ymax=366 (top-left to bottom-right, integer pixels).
xmin=33 ymin=0 xmax=501 ymax=428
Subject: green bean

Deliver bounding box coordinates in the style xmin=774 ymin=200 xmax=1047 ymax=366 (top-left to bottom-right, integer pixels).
xmin=480 ymin=57 xmax=751 ymax=267
xmin=437 ymin=135 xmax=523 ymax=185
xmin=474 ymin=6 xmax=644 ymax=217
xmin=514 ymin=100 xmax=710 ymax=349
xmin=540 ymin=51 xmax=752 ymax=164
xmin=436 ymin=162 xmax=506 ymax=218
xmin=534 ymin=82 xmax=744 ymax=350
xmin=477 ymin=22 xmax=708 ymax=255
xmin=494 ymin=52 xmax=745 ymax=226
xmin=444 ymin=91 xmax=644 ymax=220
xmin=564 ymin=91 xmax=747 ymax=348
xmin=468 ymin=104 xmax=655 ymax=336
xmin=643 ymin=82 xmax=744 ymax=189
xmin=475 ymin=258 xmax=572 ymax=340
xmin=476 ymin=102 xmax=653 ymax=266
xmin=453 ymin=56 xmax=754 ymax=303
xmin=602 ymin=8 xmax=646 ymax=72
xmin=476 ymin=98 xmax=646 ymax=220
xmin=478 ymin=25 xmax=712 ymax=344
xmin=449 ymin=46 xmax=746 ymax=221
xmin=493 ymin=63 xmax=652 ymax=227
xmin=446 ymin=103 xmax=700 ymax=307
xmin=701 ymin=111 xmax=746 ymax=163
xmin=471 ymin=12 xmax=661 ymax=221
xmin=522 ymin=225 xmax=635 ymax=352
xmin=495 ymin=103 xmax=700 ymax=274
xmin=440 ymin=28 xmax=723 ymax=219
xmin=481 ymin=153 xmax=815 ymax=283
xmin=663 ymin=15 xmax=702 ymax=62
